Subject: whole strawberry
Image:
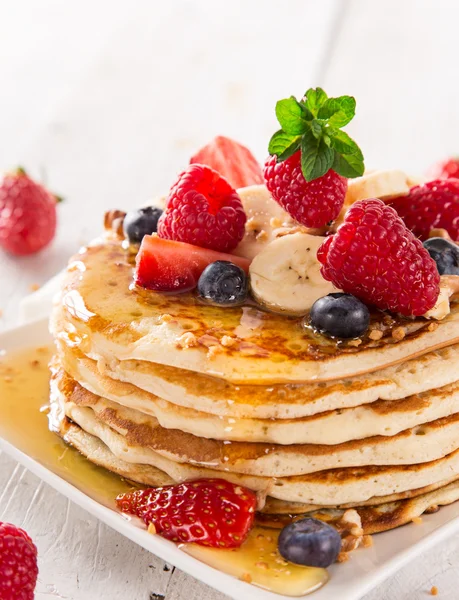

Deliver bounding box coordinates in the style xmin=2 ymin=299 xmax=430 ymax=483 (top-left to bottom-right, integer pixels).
xmin=0 ymin=522 xmax=38 ymax=600
xmin=428 ymin=157 xmax=459 ymax=180
xmin=157 ymin=164 xmax=246 ymax=252
xmin=264 ymin=87 xmax=365 ymax=228
xmin=388 ymin=179 xmax=459 ymax=241
xmin=318 ymin=198 xmax=440 ymax=316
xmin=0 ymin=168 xmax=59 ymax=256
xmin=116 ymin=478 xmax=256 ymax=548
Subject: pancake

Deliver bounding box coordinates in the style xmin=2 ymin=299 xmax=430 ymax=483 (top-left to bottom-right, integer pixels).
xmin=50 ymin=238 xmax=459 ymax=384
xmin=53 ymin=364 xmax=459 ymax=477
xmin=60 ymin=344 xmax=459 ymax=446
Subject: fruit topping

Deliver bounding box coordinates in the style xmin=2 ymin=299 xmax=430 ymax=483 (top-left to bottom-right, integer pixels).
xmin=157 ymin=164 xmax=246 ymax=252
xmin=388 ymin=179 xmax=459 ymax=242
xmin=0 ymin=167 xmax=59 ymax=256
xmin=428 ymin=157 xmax=459 ymax=180
xmin=278 ymin=518 xmax=341 ymax=568
xmin=264 ymin=87 xmax=365 ymax=228
xmin=318 ymin=198 xmax=441 ymax=317
xmin=135 ymin=235 xmax=250 ymax=292
xmin=123 ymin=206 xmax=163 ymax=244
xmin=116 ymin=479 xmax=257 ymax=548
xmin=190 ymin=135 xmax=264 ymax=189
xmin=0 ymin=521 xmax=38 ymax=600
xmin=309 ymin=293 xmax=370 ymax=339
xmin=249 ymin=232 xmax=339 ymax=315
xmin=198 ymin=261 xmax=248 ymax=305
xmin=423 ymin=238 xmax=459 ymax=276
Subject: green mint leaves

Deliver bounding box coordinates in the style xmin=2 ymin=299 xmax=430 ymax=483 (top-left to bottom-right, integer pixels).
xmin=268 ymin=87 xmax=365 ymax=182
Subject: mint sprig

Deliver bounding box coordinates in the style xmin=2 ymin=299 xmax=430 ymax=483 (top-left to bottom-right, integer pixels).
xmin=268 ymin=87 xmax=365 ymax=182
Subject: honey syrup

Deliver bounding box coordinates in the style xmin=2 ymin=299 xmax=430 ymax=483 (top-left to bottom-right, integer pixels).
xmin=0 ymin=345 xmax=328 ymax=596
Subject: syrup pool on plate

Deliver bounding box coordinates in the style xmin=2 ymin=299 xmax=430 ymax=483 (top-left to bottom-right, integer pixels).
xmin=0 ymin=345 xmax=329 ymax=597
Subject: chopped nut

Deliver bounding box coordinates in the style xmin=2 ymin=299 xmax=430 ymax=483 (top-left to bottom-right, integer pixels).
xmin=427 ymin=322 xmax=439 ymax=332
xmin=104 ymin=209 xmax=126 ymax=237
xmin=255 ymin=561 xmax=269 ymax=570
xmin=176 ymin=332 xmax=198 ymax=349
xmin=369 ymin=329 xmax=383 ymax=341
xmin=240 ymin=573 xmax=252 ymax=584
xmin=256 ymin=230 xmax=268 ymax=242
xmin=430 ymin=586 xmax=438 ymax=596
xmin=147 ymin=523 xmax=157 ymax=535
xmin=246 ymin=217 xmax=260 ymax=233
xmin=337 ymin=552 xmax=349 ymax=563
xmin=208 ymin=345 xmax=223 ymax=360
xmin=270 ymin=217 xmax=283 ymax=228
xmin=412 ymin=516 xmax=423 ymax=525
xmin=221 ymin=335 xmax=237 ymax=348
xmin=347 ymin=339 xmax=362 ymax=347
xmin=362 ymin=535 xmax=373 ymax=548
xmin=392 ymin=326 xmax=406 ymax=341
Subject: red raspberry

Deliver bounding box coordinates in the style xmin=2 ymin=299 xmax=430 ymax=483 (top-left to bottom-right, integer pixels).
xmin=0 ymin=522 xmax=38 ymax=600
xmin=116 ymin=479 xmax=256 ymax=548
xmin=263 ymin=151 xmax=347 ymax=228
xmin=0 ymin=168 xmax=58 ymax=256
xmin=428 ymin=157 xmax=459 ymax=180
xmin=318 ymin=198 xmax=440 ymax=316
xmin=157 ymin=164 xmax=246 ymax=252
xmin=388 ymin=179 xmax=459 ymax=241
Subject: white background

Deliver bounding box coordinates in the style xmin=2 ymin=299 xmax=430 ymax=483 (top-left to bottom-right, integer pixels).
xmin=0 ymin=1 xmax=458 ymax=598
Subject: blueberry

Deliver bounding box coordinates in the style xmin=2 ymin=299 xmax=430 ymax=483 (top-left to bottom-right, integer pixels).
xmin=423 ymin=238 xmax=459 ymax=275
xmin=309 ymin=293 xmax=370 ymax=339
xmin=123 ymin=207 xmax=163 ymax=244
xmin=278 ymin=518 xmax=341 ymax=568
xmin=197 ymin=261 xmax=248 ymax=305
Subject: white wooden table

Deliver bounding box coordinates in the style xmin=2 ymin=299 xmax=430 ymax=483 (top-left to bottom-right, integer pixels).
xmin=1 ymin=1 xmax=458 ymax=597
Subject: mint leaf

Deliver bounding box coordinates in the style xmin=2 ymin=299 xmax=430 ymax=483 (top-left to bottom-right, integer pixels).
xmin=300 ymin=130 xmax=334 ymax=182
xmin=329 ymin=130 xmax=363 ymax=158
xmin=311 ymin=119 xmax=322 ymax=139
xmin=332 ymin=152 xmax=365 ymax=178
xmin=304 ymin=88 xmax=328 ymax=115
xmin=318 ymin=96 xmax=355 ymax=128
xmin=275 ymin=97 xmax=308 ymax=135
xmin=268 ymin=130 xmax=302 ymax=161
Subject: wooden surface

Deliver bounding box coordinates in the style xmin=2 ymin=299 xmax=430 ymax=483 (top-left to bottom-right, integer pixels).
xmin=0 ymin=1 xmax=458 ymax=598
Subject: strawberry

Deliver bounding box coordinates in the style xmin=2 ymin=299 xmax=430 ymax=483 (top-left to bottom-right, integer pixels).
xmin=190 ymin=136 xmax=263 ymax=189
xmin=264 ymin=87 xmax=365 ymax=228
xmin=428 ymin=157 xmax=459 ymax=180
xmin=135 ymin=235 xmax=250 ymax=292
xmin=0 ymin=522 xmax=38 ymax=600
xmin=0 ymin=167 xmax=59 ymax=256
xmin=116 ymin=479 xmax=257 ymax=548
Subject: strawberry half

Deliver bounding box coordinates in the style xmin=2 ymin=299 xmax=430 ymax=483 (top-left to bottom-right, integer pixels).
xmin=135 ymin=235 xmax=250 ymax=292
xmin=116 ymin=479 xmax=257 ymax=548
xmin=190 ymin=136 xmax=264 ymax=189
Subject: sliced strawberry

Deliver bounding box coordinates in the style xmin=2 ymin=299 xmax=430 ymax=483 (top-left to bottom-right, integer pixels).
xmin=135 ymin=235 xmax=250 ymax=292
xmin=116 ymin=479 xmax=257 ymax=548
xmin=190 ymin=135 xmax=264 ymax=189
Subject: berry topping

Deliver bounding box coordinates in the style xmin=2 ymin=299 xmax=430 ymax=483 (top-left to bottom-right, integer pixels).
xmin=278 ymin=518 xmax=341 ymax=568
xmin=428 ymin=157 xmax=459 ymax=180
xmin=0 ymin=167 xmax=59 ymax=256
xmin=264 ymin=153 xmax=347 ymax=227
xmin=317 ymin=199 xmax=441 ymax=317
xmin=123 ymin=206 xmax=163 ymax=244
xmin=423 ymin=238 xmax=459 ymax=276
xmin=190 ymin=136 xmax=264 ymax=189
xmin=264 ymin=87 xmax=365 ymax=228
xmin=198 ymin=261 xmax=248 ymax=305
xmin=157 ymin=164 xmax=246 ymax=252
xmin=388 ymin=179 xmax=459 ymax=242
xmin=309 ymin=293 xmax=370 ymax=339
xmin=135 ymin=235 xmax=250 ymax=292
xmin=116 ymin=479 xmax=256 ymax=548
xmin=0 ymin=522 xmax=38 ymax=600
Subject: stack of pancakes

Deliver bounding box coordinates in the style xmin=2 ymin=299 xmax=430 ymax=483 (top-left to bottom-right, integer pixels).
xmin=50 ymin=237 xmax=459 ymax=534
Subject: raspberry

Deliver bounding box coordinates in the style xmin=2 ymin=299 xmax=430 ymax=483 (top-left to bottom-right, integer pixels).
xmin=157 ymin=164 xmax=246 ymax=252
xmin=428 ymin=157 xmax=459 ymax=180
xmin=0 ymin=522 xmax=38 ymax=600
xmin=0 ymin=168 xmax=58 ymax=256
xmin=116 ymin=479 xmax=256 ymax=548
xmin=263 ymin=151 xmax=347 ymax=228
xmin=388 ymin=179 xmax=459 ymax=241
xmin=318 ymin=198 xmax=440 ymax=316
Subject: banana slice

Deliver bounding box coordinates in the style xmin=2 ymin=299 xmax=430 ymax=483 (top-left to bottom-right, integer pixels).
xmin=233 ymin=185 xmax=296 ymax=260
xmin=249 ymin=232 xmax=340 ymax=315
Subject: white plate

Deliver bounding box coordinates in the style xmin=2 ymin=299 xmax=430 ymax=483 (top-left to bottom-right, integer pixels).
xmin=2 ymin=318 xmax=459 ymax=600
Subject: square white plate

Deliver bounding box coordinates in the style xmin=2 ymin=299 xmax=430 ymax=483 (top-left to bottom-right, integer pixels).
xmin=2 ymin=318 xmax=459 ymax=600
